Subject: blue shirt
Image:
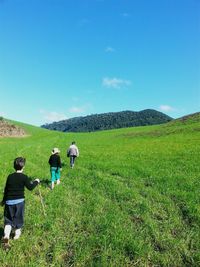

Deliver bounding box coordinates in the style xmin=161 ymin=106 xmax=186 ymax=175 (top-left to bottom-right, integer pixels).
xmin=6 ymin=198 xmax=24 ymax=205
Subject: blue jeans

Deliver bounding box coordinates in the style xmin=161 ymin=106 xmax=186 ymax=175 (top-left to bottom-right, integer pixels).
xmin=70 ymin=156 xmax=76 ymax=167
xmin=4 ymin=201 xmax=25 ymax=229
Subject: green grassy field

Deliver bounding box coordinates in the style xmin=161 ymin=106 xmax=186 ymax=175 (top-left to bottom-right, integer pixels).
xmin=0 ymin=116 xmax=199 ymax=267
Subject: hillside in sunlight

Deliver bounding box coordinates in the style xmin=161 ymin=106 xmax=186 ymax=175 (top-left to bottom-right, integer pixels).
xmin=0 ymin=115 xmax=199 ymax=267
xmin=0 ymin=117 xmax=26 ymax=137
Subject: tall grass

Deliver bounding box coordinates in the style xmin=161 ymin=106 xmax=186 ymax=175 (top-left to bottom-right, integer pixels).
xmin=0 ymin=119 xmax=199 ymax=266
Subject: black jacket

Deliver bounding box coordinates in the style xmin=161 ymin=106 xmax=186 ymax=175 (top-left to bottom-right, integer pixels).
xmin=3 ymin=172 xmax=39 ymax=202
xmin=48 ymin=154 xmax=62 ymax=168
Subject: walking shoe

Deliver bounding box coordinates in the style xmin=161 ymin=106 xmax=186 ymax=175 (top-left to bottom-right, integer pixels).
xmin=14 ymin=229 xmax=21 ymax=240
xmin=2 ymin=238 xmax=11 ymax=250
xmin=51 ymin=182 xmax=55 ymax=190
xmin=57 ymin=180 xmax=60 ymax=185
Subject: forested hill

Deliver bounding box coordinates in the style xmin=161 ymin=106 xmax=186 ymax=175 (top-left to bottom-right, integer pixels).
xmin=41 ymin=109 xmax=173 ymax=132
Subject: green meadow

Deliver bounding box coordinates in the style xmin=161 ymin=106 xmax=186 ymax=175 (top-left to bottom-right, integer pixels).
xmin=0 ymin=116 xmax=199 ymax=267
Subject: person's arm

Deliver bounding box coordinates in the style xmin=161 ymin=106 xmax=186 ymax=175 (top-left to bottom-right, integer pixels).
xmin=76 ymin=147 xmax=79 ymax=157
xmin=58 ymin=155 xmax=62 ymax=168
xmin=24 ymin=175 xmax=39 ymax=191
xmin=57 ymin=155 xmax=62 ymax=168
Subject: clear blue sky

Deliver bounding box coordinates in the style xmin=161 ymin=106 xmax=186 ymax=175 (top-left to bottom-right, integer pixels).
xmin=0 ymin=0 xmax=199 ymax=126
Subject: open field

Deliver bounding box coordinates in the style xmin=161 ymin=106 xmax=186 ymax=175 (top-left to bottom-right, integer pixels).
xmin=0 ymin=117 xmax=199 ymax=266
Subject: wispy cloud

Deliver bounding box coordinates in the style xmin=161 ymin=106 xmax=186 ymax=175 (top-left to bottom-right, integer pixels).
xmin=121 ymin=12 xmax=130 ymax=18
xmin=40 ymin=110 xmax=67 ymax=122
xmin=68 ymin=103 xmax=92 ymax=114
xmin=159 ymin=105 xmax=175 ymax=112
xmin=69 ymin=106 xmax=86 ymax=113
xmin=105 ymin=46 xmax=115 ymax=53
xmin=102 ymin=77 xmax=131 ymax=89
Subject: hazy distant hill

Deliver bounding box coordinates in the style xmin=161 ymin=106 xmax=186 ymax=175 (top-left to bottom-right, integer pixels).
xmin=41 ymin=109 xmax=173 ymax=132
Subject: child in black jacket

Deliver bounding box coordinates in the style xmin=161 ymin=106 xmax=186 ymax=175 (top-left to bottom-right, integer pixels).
xmin=1 ymin=157 xmax=40 ymax=249
xmin=48 ymin=147 xmax=62 ymax=190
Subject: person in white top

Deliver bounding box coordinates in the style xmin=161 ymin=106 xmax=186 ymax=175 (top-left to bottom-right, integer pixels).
xmin=67 ymin=141 xmax=79 ymax=168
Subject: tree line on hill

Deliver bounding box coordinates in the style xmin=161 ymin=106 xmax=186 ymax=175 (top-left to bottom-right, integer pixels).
xmin=41 ymin=109 xmax=173 ymax=133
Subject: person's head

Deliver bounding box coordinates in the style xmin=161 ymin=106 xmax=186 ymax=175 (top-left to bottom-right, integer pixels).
xmin=52 ymin=147 xmax=60 ymax=155
xmin=72 ymin=141 xmax=75 ymax=145
xmin=14 ymin=157 xmax=26 ymax=171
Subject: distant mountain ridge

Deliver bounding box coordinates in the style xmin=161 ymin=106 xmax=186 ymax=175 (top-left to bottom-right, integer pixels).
xmin=41 ymin=109 xmax=173 ymax=133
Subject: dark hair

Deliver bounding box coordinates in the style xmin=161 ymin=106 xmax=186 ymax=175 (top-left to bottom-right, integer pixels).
xmin=14 ymin=157 xmax=26 ymax=171
xmin=72 ymin=141 xmax=75 ymax=144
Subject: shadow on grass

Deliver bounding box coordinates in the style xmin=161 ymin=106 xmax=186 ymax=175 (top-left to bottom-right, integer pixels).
xmin=62 ymin=162 xmax=67 ymax=167
xmin=40 ymin=179 xmax=50 ymax=188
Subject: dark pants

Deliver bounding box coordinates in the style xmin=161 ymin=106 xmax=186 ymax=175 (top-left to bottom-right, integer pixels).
xmin=70 ymin=156 xmax=76 ymax=167
xmin=4 ymin=202 xmax=25 ymax=229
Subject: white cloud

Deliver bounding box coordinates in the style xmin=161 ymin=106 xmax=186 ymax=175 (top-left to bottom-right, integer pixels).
xmin=40 ymin=110 xmax=67 ymax=122
xmin=105 ymin=46 xmax=115 ymax=53
xmin=68 ymin=103 xmax=92 ymax=114
xmin=69 ymin=106 xmax=86 ymax=113
xmin=159 ymin=105 xmax=175 ymax=112
xmin=102 ymin=77 xmax=131 ymax=89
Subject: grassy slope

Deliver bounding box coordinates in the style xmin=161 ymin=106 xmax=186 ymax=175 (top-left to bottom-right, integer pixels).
xmin=0 ymin=118 xmax=199 ymax=266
